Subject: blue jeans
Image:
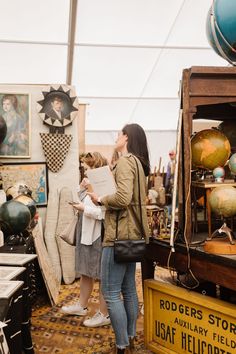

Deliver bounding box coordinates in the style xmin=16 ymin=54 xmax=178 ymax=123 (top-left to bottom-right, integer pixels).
xmin=101 ymin=247 xmax=139 ymax=349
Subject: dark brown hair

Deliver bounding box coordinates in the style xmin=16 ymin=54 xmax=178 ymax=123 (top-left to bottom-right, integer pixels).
xmin=122 ymin=123 xmax=150 ymax=176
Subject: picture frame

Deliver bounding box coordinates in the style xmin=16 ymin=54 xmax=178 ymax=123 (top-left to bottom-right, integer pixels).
xmin=37 ymin=85 xmax=79 ymax=129
xmin=0 ymin=162 xmax=48 ymax=207
xmin=0 ymin=253 xmax=37 ymax=266
xmin=0 ymin=92 xmax=31 ymax=158
xmin=0 ymin=280 xmax=24 ymax=298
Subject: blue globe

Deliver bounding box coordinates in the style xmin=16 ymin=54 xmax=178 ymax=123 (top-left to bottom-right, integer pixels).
xmin=206 ymin=0 xmax=236 ymax=65
xmin=229 ymin=153 xmax=236 ymax=175
xmin=213 ymin=166 xmax=225 ymax=179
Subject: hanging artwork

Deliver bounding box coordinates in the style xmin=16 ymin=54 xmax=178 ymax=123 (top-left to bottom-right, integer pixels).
xmin=40 ymin=133 xmax=73 ymax=173
xmin=0 ymin=162 xmax=48 ymax=207
xmin=0 ymin=93 xmax=31 ymax=158
xmin=37 ymin=84 xmax=78 ymax=130
xmin=37 ymin=85 xmax=79 ymax=173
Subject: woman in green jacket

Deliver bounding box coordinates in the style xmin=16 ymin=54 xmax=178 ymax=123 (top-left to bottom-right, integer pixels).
xmin=89 ymin=123 xmax=150 ymax=354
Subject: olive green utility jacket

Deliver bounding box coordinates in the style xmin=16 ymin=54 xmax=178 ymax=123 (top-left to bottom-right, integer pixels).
xmin=101 ymin=153 xmax=149 ymax=247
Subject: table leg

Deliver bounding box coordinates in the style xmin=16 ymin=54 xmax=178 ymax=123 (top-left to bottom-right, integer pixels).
xmin=206 ymin=189 xmax=211 ymax=237
xmin=192 ymin=186 xmax=198 ymax=233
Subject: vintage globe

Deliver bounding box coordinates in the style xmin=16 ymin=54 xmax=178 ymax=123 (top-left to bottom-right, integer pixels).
xmin=209 ymin=186 xmax=236 ymax=217
xmin=213 ymin=166 xmax=225 ymax=179
xmin=6 ymin=182 xmax=32 ymax=200
xmin=191 ymin=129 xmax=231 ymax=170
xmin=228 ymin=153 xmax=236 ymax=175
xmin=14 ymin=194 xmax=37 ymax=219
xmin=0 ymin=200 xmax=31 ymax=236
xmin=206 ymin=0 xmax=236 ymax=65
xmin=218 ymin=120 xmax=236 ymax=151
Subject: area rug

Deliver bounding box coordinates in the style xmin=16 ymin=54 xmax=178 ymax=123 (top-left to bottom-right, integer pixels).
xmin=31 ymin=267 xmax=163 ymax=354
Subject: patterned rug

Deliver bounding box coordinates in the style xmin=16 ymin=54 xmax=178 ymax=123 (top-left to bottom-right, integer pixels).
xmin=31 ymin=267 xmax=161 ymax=354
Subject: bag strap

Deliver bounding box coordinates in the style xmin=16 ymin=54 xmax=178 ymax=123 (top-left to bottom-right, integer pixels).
xmin=115 ymin=155 xmax=145 ymax=240
xmin=133 ymin=156 xmax=145 ymax=237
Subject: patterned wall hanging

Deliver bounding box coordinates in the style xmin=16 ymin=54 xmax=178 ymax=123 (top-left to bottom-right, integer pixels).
xmin=37 ymin=85 xmax=79 ymax=173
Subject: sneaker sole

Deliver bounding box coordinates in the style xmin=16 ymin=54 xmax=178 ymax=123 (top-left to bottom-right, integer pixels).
xmin=83 ymin=321 xmax=111 ymax=327
xmin=61 ymin=310 xmax=88 ymax=316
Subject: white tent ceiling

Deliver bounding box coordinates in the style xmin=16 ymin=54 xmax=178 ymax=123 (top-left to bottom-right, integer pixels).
xmin=0 ymin=0 xmax=228 ymax=166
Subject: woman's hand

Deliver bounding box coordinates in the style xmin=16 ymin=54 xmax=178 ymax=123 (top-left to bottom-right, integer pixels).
xmin=87 ymin=192 xmax=99 ymax=204
xmin=72 ymin=202 xmax=85 ymax=212
xmin=80 ymin=178 xmax=93 ymax=192
xmin=80 ymin=177 xmax=90 ymax=189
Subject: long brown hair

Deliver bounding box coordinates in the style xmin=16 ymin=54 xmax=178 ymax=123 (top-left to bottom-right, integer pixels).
xmin=122 ymin=123 xmax=150 ymax=176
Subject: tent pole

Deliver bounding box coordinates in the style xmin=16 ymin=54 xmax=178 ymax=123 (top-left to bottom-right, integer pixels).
xmin=66 ymin=0 xmax=78 ymax=85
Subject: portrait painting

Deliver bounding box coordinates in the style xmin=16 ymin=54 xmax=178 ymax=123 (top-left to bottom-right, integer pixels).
xmin=43 ymin=91 xmax=71 ymax=121
xmin=0 ymin=162 xmax=48 ymax=206
xmin=37 ymin=85 xmax=79 ymax=128
xmin=0 ymin=93 xmax=30 ymax=158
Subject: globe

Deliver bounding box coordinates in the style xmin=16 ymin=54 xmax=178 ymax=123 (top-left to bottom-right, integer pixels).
xmin=218 ymin=120 xmax=236 ymax=151
xmin=213 ymin=166 xmax=225 ymax=180
xmin=191 ymin=129 xmax=231 ymax=170
xmin=6 ymin=182 xmax=32 ymax=200
xmin=0 ymin=200 xmax=31 ymax=236
xmin=228 ymin=153 xmax=236 ymax=175
xmin=206 ymin=0 xmax=236 ymax=65
xmin=209 ymin=186 xmax=236 ymax=218
xmin=14 ymin=194 xmax=37 ymax=219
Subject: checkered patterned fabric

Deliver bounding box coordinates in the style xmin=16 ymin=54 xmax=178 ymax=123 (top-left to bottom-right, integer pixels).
xmin=40 ymin=133 xmax=73 ymax=173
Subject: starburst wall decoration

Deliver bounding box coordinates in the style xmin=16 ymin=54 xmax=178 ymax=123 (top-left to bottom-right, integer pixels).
xmin=37 ymin=85 xmax=79 ymax=130
xmin=37 ymin=85 xmax=79 ymax=173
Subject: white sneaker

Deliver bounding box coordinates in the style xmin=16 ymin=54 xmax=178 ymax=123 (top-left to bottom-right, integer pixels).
xmin=83 ymin=311 xmax=111 ymax=327
xmin=61 ymin=302 xmax=88 ymax=316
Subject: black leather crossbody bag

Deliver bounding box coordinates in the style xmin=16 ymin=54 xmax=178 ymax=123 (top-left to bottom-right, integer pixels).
xmin=114 ymin=157 xmax=146 ymax=263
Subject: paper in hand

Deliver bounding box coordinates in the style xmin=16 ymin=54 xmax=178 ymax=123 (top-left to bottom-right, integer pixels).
xmin=86 ymin=165 xmax=116 ymax=198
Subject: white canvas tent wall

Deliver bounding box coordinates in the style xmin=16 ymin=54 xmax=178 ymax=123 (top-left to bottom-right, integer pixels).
xmin=0 ymin=0 xmax=227 ymax=169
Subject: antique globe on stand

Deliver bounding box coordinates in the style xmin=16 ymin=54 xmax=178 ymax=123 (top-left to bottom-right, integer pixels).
xmin=206 ymin=0 xmax=236 ymax=65
xmin=0 ymin=200 xmax=31 ymax=242
xmin=218 ymin=120 xmax=236 ymax=153
xmin=209 ymin=186 xmax=236 ymax=219
xmin=228 ymin=153 xmax=236 ymax=180
xmin=14 ymin=194 xmax=38 ymax=230
xmin=213 ymin=166 xmax=225 ymax=182
xmin=14 ymin=194 xmax=37 ymax=219
xmin=191 ymin=129 xmax=231 ymax=171
xmin=6 ymin=182 xmax=32 ymax=201
xmin=208 ymin=186 xmax=236 ymax=251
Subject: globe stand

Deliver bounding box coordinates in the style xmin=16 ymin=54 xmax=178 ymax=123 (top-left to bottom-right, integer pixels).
xmin=5 ymin=233 xmax=26 ymax=246
xmin=209 ymin=222 xmax=235 ymax=245
xmin=204 ymin=222 xmax=236 ymax=255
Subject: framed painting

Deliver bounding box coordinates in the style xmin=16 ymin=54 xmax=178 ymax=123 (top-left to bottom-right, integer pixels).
xmin=37 ymin=85 xmax=79 ymax=129
xmin=0 ymin=93 xmax=31 ymax=158
xmin=0 ymin=162 xmax=48 ymax=207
